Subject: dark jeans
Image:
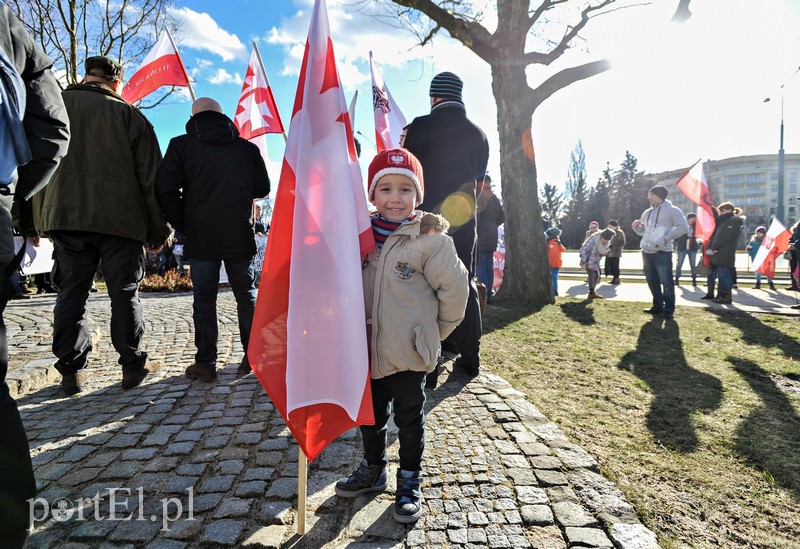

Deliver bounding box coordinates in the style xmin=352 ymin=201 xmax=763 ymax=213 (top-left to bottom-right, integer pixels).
xmin=606 ymin=256 xmax=620 ymax=278
xmin=51 ymin=231 xmax=148 ymax=374
xmin=716 ymin=265 xmax=733 ymax=292
xmin=476 ymin=251 xmax=494 ymax=300
xmin=360 ymin=371 xmax=426 ymax=471
xmin=0 ymin=298 xmax=36 ymax=548
xmin=642 ymin=251 xmax=675 ymax=314
xmin=445 ymin=223 xmax=481 ymax=367
xmin=190 ymin=258 xmax=257 ymax=365
xmin=675 ymin=249 xmax=697 ymax=279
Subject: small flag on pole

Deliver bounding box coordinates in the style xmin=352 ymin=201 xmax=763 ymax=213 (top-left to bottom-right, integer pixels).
xmin=751 ymin=218 xmax=792 ymax=280
xmin=234 ymin=43 xmax=285 ymax=139
xmin=248 ymin=0 xmax=375 ymax=463
xmin=369 ymin=52 xmax=406 ymax=152
xmin=121 ymin=29 xmax=193 ymax=104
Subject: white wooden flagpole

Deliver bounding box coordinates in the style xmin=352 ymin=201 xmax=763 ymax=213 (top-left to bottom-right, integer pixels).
xmin=166 ymin=27 xmax=196 ymax=102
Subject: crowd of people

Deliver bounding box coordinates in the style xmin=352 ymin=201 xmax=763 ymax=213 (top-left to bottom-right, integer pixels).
xmin=546 ymin=185 xmax=800 ymax=313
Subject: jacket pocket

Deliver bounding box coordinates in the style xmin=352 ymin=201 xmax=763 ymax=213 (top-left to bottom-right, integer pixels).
xmin=413 ymin=324 xmax=433 ymax=365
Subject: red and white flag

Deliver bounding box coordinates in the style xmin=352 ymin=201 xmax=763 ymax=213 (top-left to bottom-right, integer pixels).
xmin=121 ymin=29 xmax=192 ymax=104
xmin=752 ymin=218 xmax=792 ymax=280
xmin=248 ymin=0 xmax=375 ymax=462
xmin=676 ymin=161 xmax=716 ymax=243
xmin=234 ymin=43 xmax=285 ymax=139
xmin=370 ymin=52 xmax=406 ymax=152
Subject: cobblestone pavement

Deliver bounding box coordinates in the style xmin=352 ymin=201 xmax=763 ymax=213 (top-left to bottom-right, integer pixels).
xmin=8 ymin=291 xmax=659 ymax=548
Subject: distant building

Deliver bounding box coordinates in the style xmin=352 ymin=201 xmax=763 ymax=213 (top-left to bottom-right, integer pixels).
xmin=649 ymin=154 xmax=800 ymax=229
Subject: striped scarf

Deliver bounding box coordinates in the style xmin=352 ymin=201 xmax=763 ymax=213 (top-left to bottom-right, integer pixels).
xmin=371 ymin=213 xmax=416 ymax=248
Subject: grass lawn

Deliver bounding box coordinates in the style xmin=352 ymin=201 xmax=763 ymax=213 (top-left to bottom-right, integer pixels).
xmin=482 ymin=298 xmax=800 ymax=548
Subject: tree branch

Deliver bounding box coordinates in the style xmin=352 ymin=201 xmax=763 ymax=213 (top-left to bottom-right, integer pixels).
xmin=533 ymin=59 xmax=611 ymax=107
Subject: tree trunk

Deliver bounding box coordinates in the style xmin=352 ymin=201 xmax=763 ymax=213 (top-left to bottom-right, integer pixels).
xmin=491 ymin=64 xmax=551 ymax=305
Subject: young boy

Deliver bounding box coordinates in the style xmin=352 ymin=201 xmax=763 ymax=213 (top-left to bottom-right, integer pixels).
xmin=545 ymin=227 xmax=565 ymax=297
xmin=335 ymin=148 xmax=469 ymax=523
xmin=579 ymin=228 xmax=614 ymax=299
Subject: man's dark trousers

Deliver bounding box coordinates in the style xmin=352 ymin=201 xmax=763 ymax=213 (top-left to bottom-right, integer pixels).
xmin=50 ymin=231 xmax=149 ymax=375
xmin=444 ymin=220 xmax=481 ymax=369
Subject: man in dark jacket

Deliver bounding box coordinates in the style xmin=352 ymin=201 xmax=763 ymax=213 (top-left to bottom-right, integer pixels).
xmin=34 ymin=55 xmax=169 ymax=396
xmin=404 ymin=72 xmax=489 ymax=376
xmin=476 ymin=174 xmax=504 ymax=302
xmin=156 ymin=98 xmax=270 ymax=382
xmin=706 ymin=201 xmax=743 ymax=304
xmin=1 ymin=6 xmax=69 ymax=547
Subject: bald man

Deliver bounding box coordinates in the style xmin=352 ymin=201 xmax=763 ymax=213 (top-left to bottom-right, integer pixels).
xmin=156 ymin=97 xmax=270 ymax=382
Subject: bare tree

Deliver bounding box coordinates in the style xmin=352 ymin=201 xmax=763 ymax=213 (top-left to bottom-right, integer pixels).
xmin=382 ymin=0 xmax=646 ymax=304
xmin=9 ymin=0 xmax=176 ymax=90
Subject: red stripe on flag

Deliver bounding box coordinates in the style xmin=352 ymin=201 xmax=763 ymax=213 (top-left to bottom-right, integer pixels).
xmin=121 ymin=53 xmax=189 ymax=104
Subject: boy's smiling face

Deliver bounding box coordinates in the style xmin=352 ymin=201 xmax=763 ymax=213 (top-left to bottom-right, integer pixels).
xmin=371 ymin=174 xmax=417 ymax=222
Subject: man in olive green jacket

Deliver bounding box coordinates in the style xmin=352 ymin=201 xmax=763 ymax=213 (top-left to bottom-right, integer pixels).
xmin=34 ymin=56 xmax=169 ymax=395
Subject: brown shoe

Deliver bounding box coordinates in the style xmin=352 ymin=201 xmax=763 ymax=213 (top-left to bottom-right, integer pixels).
xmin=185 ymin=362 xmax=217 ymax=383
xmin=122 ymin=362 xmax=162 ymax=390
xmin=62 ymin=371 xmax=89 ymax=396
xmin=588 ymin=291 xmax=603 ymax=299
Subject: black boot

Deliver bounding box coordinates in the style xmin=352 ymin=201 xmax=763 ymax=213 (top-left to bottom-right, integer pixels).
xmin=700 ymin=281 xmax=715 ymax=300
xmin=674 ymin=277 xmax=680 ymax=286
xmin=692 ymin=277 xmax=697 ymax=286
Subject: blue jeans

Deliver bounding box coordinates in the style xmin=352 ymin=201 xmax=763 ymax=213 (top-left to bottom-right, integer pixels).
xmin=675 ymin=249 xmax=697 ymax=280
xmin=551 ymin=268 xmax=560 ymax=295
xmin=642 ymin=251 xmax=675 ymax=314
xmin=190 ymin=258 xmax=257 ymax=365
xmin=476 ymin=252 xmax=494 ymax=300
xmin=716 ymin=265 xmax=733 ymax=293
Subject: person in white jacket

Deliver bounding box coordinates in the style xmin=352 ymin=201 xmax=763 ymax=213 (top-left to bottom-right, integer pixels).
xmin=631 ymin=185 xmax=689 ymax=319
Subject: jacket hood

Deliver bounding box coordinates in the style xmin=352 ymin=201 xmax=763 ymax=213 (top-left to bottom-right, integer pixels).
xmin=419 ymin=212 xmax=449 ymax=234
xmin=185 ymin=111 xmax=239 ymax=144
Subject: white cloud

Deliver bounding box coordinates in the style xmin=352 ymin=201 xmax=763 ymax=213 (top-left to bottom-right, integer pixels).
xmin=170 ymin=6 xmax=247 ymax=61
xmin=208 ymin=68 xmax=242 ymax=85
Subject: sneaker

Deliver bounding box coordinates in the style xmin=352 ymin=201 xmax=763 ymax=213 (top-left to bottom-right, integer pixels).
xmin=122 ymin=362 xmax=162 ymax=390
xmin=185 ymin=362 xmax=217 ymax=383
xmin=61 ymin=371 xmax=89 ymax=396
xmin=393 ymin=469 xmax=424 ymax=523
xmin=335 ymin=459 xmax=387 ymax=498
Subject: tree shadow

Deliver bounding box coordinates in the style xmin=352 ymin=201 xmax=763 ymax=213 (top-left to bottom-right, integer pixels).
xmin=617 ymin=317 xmax=723 ymax=452
xmin=710 ymin=309 xmax=800 ymax=363
xmin=481 ymin=301 xmax=546 ymax=336
xmin=728 ymin=357 xmax=800 ymax=499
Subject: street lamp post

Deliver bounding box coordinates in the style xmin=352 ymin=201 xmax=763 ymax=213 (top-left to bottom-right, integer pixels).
xmin=768 ymin=67 xmax=800 ymax=223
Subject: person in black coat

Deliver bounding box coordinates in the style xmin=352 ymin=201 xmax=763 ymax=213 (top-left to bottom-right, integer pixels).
xmin=1 ymin=5 xmax=70 ymax=547
xmin=404 ymin=72 xmax=489 ymax=376
xmin=156 ymin=98 xmax=269 ymax=382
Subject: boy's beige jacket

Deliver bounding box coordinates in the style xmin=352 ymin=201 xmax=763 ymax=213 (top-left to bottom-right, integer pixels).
xmin=363 ymin=211 xmax=469 ymax=380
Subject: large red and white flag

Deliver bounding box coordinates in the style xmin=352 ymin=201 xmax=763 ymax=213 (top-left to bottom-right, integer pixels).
xmin=752 ymin=218 xmax=792 ymax=279
xmin=676 ymin=161 xmax=716 ymax=242
xmin=234 ymin=43 xmax=285 ymax=139
xmin=370 ymin=52 xmax=406 ymax=152
xmin=248 ymin=0 xmax=375 ymax=462
xmin=121 ymin=30 xmax=191 ymax=104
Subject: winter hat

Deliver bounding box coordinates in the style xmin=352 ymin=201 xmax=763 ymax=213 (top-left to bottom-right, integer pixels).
xmin=600 ymin=228 xmax=616 ymax=241
xmin=649 ymin=185 xmax=669 ymax=201
xmin=429 ymin=72 xmax=463 ymax=103
xmin=756 ymin=225 xmax=767 ymax=233
xmin=85 ymin=55 xmax=124 ymax=82
xmin=607 ymin=219 xmax=620 ymax=227
xmin=367 ymin=148 xmax=425 ymax=205
xmin=545 ymin=227 xmax=562 ymax=238
xmin=589 ymin=220 xmax=600 ymax=228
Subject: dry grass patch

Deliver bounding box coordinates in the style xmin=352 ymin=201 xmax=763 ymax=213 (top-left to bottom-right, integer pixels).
xmin=482 ymin=299 xmax=799 ymax=548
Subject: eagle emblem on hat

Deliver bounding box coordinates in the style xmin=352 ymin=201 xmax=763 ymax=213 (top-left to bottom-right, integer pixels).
xmin=389 ymin=153 xmax=406 ymax=165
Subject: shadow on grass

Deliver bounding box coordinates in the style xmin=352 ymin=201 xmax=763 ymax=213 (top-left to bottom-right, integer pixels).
xmin=481 ymin=301 xmax=546 ymax=336
xmin=728 ymin=357 xmax=800 ymax=499
xmin=558 ymin=300 xmax=596 ymax=325
xmin=711 ymin=309 xmax=800 ymax=363
xmin=617 ymin=317 xmax=723 ymax=452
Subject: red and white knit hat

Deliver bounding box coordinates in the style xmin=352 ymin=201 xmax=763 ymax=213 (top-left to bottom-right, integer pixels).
xmin=367 ymin=148 xmax=425 ymax=206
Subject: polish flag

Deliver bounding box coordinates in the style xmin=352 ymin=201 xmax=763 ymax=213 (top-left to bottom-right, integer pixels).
xmin=121 ymin=30 xmax=191 ymax=104
xmin=370 ymin=52 xmax=406 ymax=151
xmin=234 ymin=43 xmax=285 ymax=139
xmin=675 ymin=161 xmax=716 ymax=266
xmin=752 ymin=218 xmax=792 ymax=280
xmin=248 ymin=0 xmax=375 ymax=462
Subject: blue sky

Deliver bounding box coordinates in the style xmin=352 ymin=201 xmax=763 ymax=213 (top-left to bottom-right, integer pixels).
xmin=143 ymin=0 xmax=800 ymax=196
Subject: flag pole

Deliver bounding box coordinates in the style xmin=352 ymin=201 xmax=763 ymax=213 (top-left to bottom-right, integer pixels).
xmin=253 ymin=41 xmax=288 ymax=143
xmin=297 ymin=448 xmax=307 ymax=535
xmin=166 ymin=27 xmax=196 ymax=102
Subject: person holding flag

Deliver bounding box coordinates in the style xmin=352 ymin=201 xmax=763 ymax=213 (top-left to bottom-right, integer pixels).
xmin=705 ymin=202 xmax=744 ymax=304
xmin=746 ymin=226 xmax=776 ymax=290
xmin=334 ymin=147 xmax=468 ymax=524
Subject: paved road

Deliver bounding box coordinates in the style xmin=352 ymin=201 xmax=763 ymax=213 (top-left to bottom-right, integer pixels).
xmin=7 ymin=291 xmax=661 ymax=548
